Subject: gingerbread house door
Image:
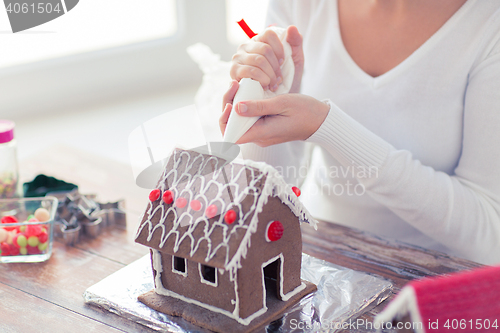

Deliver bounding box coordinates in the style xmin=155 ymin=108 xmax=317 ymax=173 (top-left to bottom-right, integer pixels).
xmin=262 ymin=256 xmax=282 ymax=302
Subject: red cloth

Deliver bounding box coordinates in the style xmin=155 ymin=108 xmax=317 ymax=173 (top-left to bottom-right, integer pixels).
xmin=411 ymin=265 xmax=500 ymax=332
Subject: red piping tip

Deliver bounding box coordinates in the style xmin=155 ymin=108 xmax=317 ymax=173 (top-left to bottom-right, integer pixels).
xmin=237 ymin=19 xmax=257 ymax=39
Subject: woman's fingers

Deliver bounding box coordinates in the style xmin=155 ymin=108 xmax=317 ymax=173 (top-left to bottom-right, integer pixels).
xmin=234 ymin=97 xmax=285 ymax=118
xmin=286 ymin=25 xmax=303 ymax=48
xmin=232 ymin=53 xmax=278 ymax=89
xmin=255 ymin=29 xmax=285 ymax=73
xmin=220 ymin=81 xmax=238 ymax=136
xmin=236 ymin=117 xmax=267 ymax=145
xmin=230 ymin=63 xmax=272 ymax=90
xmin=222 ymin=80 xmax=239 ymax=110
xmin=285 ymin=25 xmax=304 ymax=93
xmin=219 ymin=103 xmax=233 ymax=135
xmin=235 ymin=94 xmax=331 ymax=146
xmin=237 ymin=116 xmax=284 ymax=146
xmin=231 ymin=29 xmax=284 ymax=90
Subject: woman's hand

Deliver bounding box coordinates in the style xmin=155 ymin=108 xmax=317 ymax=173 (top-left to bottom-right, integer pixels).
xmin=230 ymin=25 xmax=304 ymax=93
xmin=220 ymin=80 xmax=330 ymax=147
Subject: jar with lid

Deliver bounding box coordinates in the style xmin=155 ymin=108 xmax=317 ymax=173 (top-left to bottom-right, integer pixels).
xmin=0 ymin=120 xmax=22 ymax=199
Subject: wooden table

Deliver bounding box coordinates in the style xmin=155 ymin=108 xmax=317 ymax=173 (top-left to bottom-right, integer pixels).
xmin=0 ymin=145 xmax=481 ymax=332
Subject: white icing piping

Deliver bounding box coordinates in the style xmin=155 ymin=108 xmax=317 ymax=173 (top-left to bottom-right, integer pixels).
xmin=152 ymin=249 xmax=163 ymax=289
xmin=152 ymin=251 xmax=255 ymax=326
xmin=136 ymin=150 xmax=267 ymax=269
xmin=261 ymin=253 xmax=306 ymax=303
xmin=171 ymin=255 xmax=187 ymax=277
xmin=152 ymin=250 xmax=304 ymax=325
xmin=139 ymin=149 xmax=317 ymax=322
xmin=264 ymin=221 xmax=273 ymax=243
xmin=137 ymin=149 xmax=319 ymax=272
xmin=198 ymin=263 xmax=218 ymax=287
xmin=374 ymin=286 xmax=424 ymax=333
xmin=240 ymin=158 xmax=318 ymax=227
xmin=154 ymin=285 xmax=266 ymax=326
xmin=224 ymin=158 xmax=318 ymax=281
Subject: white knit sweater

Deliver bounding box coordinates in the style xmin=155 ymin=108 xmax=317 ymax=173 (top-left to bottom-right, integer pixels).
xmin=241 ymin=0 xmax=500 ymax=264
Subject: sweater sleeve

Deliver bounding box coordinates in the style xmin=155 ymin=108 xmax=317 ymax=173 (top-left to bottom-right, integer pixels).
xmin=307 ymin=50 xmax=500 ymax=265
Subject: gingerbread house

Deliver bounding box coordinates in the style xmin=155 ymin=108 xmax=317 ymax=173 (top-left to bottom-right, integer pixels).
xmin=374 ymin=265 xmax=500 ymax=333
xmin=135 ymin=148 xmax=317 ymax=331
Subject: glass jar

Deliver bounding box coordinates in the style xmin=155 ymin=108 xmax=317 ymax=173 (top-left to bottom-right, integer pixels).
xmin=0 ymin=120 xmax=22 ymax=199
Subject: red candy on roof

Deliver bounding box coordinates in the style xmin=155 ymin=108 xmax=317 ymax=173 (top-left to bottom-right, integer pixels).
xmin=162 ymin=190 xmax=174 ymax=204
xmin=135 ymin=148 xmax=318 ymax=278
xmin=224 ymin=210 xmax=236 ymax=224
xmin=149 ymin=189 xmax=161 ymax=202
xmin=205 ymin=205 xmax=218 ymax=219
xmin=190 ymin=200 xmax=202 ymax=211
xmin=175 ymin=197 xmax=187 ymax=208
xmin=291 ymin=186 xmax=301 ymax=197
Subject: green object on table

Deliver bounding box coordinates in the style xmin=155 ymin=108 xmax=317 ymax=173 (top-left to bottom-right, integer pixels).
xmin=23 ymin=175 xmax=78 ymax=197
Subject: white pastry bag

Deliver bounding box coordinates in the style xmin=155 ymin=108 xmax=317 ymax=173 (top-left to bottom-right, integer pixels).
xmin=223 ymin=26 xmax=295 ymax=143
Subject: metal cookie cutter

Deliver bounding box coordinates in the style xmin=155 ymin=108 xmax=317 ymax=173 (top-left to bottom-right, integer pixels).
xmin=80 ymin=215 xmax=103 ymax=238
xmin=93 ymin=199 xmax=126 ymax=228
xmin=54 ymin=216 xmax=81 ymax=246
xmin=49 ymin=191 xmax=126 ymax=245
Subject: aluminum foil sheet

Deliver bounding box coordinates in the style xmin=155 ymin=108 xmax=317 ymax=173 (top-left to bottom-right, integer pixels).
xmin=83 ymin=254 xmax=392 ymax=332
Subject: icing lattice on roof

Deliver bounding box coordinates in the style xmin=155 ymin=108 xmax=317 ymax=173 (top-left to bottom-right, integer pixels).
xmin=135 ymin=148 xmax=317 ymax=276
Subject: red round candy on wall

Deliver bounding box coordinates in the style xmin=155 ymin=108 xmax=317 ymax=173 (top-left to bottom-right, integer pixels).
xmin=190 ymin=200 xmax=202 ymax=211
xmin=149 ymin=189 xmax=161 ymax=202
xmin=175 ymin=197 xmax=187 ymax=208
xmin=291 ymin=186 xmax=301 ymax=197
xmin=224 ymin=210 xmax=237 ymax=224
xmin=267 ymin=221 xmax=284 ymax=242
xmin=205 ymin=205 xmax=218 ymax=219
xmin=162 ymin=190 xmax=174 ymax=204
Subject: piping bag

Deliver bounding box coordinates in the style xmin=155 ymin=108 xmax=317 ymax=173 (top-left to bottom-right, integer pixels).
xmin=223 ymin=21 xmax=295 ymax=143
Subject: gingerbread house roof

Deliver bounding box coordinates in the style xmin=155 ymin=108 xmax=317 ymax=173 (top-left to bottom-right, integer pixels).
xmin=135 ymin=148 xmax=317 ymax=276
xmin=375 ymin=265 xmax=500 ymax=333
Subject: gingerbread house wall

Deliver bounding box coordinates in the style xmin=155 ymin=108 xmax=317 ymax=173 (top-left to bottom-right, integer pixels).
xmin=236 ymin=196 xmax=303 ymax=319
xmin=152 ymin=252 xmax=237 ymax=313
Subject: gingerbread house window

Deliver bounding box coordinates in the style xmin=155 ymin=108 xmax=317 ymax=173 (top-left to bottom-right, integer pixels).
xmin=199 ymin=263 xmax=217 ymax=286
xmin=173 ymin=256 xmax=187 ymax=276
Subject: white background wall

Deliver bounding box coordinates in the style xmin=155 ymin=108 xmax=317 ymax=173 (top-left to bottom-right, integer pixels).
xmin=0 ymin=0 xmax=269 ymax=162
xmin=0 ymin=0 xmax=239 ymax=119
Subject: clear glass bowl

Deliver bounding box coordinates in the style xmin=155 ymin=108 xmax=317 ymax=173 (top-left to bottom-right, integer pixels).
xmin=0 ymin=197 xmax=58 ymax=263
